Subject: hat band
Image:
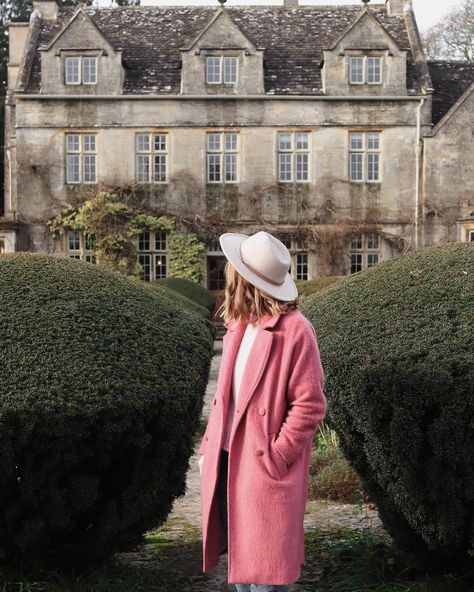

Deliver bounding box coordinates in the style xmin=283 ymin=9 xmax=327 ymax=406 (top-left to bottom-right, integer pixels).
xmin=239 ymin=242 xmax=285 ymax=286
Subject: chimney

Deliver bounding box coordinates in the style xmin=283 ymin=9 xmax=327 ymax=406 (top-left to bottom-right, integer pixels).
xmin=386 ymin=0 xmax=412 ymax=16
xmin=32 ymin=0 xmax=59 ymax=21
xmin=283 ymin=0 xmax=299 ymax=7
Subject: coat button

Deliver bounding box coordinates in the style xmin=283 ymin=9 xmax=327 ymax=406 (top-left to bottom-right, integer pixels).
xmin=259 ymin=407 xmax=266 ymax=416
xmin=213 ymin=399 xmax=217 ymax=405
xmin=256 ymin=449 xmax=263 ymax=456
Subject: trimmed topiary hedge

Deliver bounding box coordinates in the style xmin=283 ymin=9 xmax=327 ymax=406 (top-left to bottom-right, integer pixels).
xmin=301 ymin=243 xmax=474 ymax=574
xmin=0 ymin=253 xmax=214 ymax=571
xmin=155 ymin=277 xmax=216 ymax=315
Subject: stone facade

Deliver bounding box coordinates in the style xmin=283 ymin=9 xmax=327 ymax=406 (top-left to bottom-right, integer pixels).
xmin=2 ymin=0 xmax=473 ymax=287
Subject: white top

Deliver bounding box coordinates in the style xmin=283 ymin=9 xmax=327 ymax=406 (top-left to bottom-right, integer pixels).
xmin=222 ymin=322 xmax=259 ymax=451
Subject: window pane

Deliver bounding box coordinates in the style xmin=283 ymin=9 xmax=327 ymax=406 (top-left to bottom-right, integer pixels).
xmin=207 ymin=133 xmax=220 ymax=151
xmin=351 ymin=253 xmax=362 ymax=273
xmin=278 ymin=153 xmax=292 ymax=181
xmin=83 ymin=57 xmax=97 ymax=84
xmin=223 ymin=57 xmax=237 ymax=84
xmin=296 ymin=133 xmax=309 ymax=150
xmin=208 ymin=154 xmax=221 ymax=182
xmin=296 ymin=252 xmax=308 ymax=280
xmin=66 ymin=154 xmax=80 ymax=183
xmin=350 ymin=133 xmax=363 ymax=151
xmin=137 ymin=134 xmax=150 ymax=152
xmin=153 ymin=155 xmax=167 ymax=182
xmin=350 ymin=153 xmax=363 ymax=181
xmin=155 ymin=231 xmax=167 ymax=251
xmin=85 ymin=233 xmax=95 ymax=251
xmin=224 ymin=133 xmax=237 ymax=151
xmin=138 ymin=254 xmax=151 ymax=281
xmin=224 ymin=153 xmax=237 ymax=182
xmin=367 ymin=233 xmax=379 ymax=249
xmin=367 ymin=253 xmax=379 ymax=267
xmin=83 ymin=155 xmax=96 ymax=183
xmin=367 ymin=153 xmax=380 ymax=181
xmin=206 ymin=57 xmax=221 ymax=83
xmin=154 ymin=134 xmax=166 ymax=152
xmin=368 ymin=57 xmax=381 ymax=84
xmin=351 ymin=236 xmax=363 ymax=249
xmin=278 ymin=133 xmax=292 ymax=151
xmin=296 ymin=153 xmax=308 ymax=181
xmin=65 ymin=57 xmax=80 ymax=84
xmin=349 ymin=57 xmax=364 ymax=83
xmin=68 ymin=230 xmax=81 ymax=250
xmin=155 ymin=254 xmax=167 ymax=279
xmin=367 ymin=132 xmax=380 ymax=151
xmin=66 ymin=134 xmax=80 ymax=152
xmin=83 ymin=135 xmax=96 ymax=152
xmin=138 ymin=232 xmax=150 ymax=251
xmin=137 ymin=155 xmax=150 ymax=182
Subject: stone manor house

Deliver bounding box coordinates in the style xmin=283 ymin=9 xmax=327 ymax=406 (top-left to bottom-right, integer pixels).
xmin=1 ymin=0 xmax=474 ymax=290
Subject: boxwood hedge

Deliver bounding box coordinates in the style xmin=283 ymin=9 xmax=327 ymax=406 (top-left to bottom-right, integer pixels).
xmin=301 ymin=243 xmax=474 ymax=574
xmin=0 ymin=253 xmax=213 ymax=571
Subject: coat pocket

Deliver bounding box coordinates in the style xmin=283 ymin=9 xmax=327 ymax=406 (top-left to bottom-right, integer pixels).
xmin=267 ymin=433 xmax=290 ymax=480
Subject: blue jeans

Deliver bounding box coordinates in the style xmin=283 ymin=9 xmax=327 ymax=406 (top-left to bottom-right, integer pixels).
xmin=218 ymin=449 xmax=292 ymax=592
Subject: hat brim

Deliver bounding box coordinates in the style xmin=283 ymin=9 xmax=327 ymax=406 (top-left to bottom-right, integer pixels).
xmin=219 ymin=233 xmax=298 ymax=302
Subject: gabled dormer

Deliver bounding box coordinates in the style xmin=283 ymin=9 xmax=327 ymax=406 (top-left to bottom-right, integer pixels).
xmin=39 ymin=7 xmax=125 ymax=95
xmin=180 ymin=8 xmax=264 ymax=95
xmin=322 ymin=7 xmax=408 ymax=96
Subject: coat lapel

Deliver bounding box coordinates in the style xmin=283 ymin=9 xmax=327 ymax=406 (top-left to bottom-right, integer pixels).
xmin=220 ymin=313 xmax=282 ymax=441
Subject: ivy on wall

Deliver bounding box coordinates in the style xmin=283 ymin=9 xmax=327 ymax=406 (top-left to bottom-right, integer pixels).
xmin=46 ymin=185 xmax=208 ymax=281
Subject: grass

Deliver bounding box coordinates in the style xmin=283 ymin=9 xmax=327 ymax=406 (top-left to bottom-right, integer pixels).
xmin=304 ymin=528 xmax=474 ymax=592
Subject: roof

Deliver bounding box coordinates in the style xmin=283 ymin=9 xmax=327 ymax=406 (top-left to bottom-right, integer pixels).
xmin=24 ymin=3 xmax=423 ymax=95
xmin=428 ymin=61 xmax=474 ymax=125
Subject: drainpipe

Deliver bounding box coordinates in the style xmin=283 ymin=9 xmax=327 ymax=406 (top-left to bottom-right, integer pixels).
xmin=5 ymin=149 xmax=12 ymax=215
xmin=414 ymin=98 xmax=425 ymax=251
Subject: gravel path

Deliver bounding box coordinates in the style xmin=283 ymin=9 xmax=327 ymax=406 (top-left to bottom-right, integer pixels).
xmin=117 ymin=339 xmax=386 ymax=591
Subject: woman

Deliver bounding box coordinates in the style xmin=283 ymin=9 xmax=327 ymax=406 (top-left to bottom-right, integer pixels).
xmin=198 ymin=231 xmax=327 ymax=592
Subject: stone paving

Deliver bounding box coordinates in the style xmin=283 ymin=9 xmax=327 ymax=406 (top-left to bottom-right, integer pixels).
xmin=117 ymin=339 xmax=386 ymax=591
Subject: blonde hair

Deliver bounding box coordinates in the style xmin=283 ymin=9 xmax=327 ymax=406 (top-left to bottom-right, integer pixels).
xmin=216 ymin=261 xmax=299 ymax=325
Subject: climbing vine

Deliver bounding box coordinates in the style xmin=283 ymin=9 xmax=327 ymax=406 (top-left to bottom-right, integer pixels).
xmin=46 ymin=182 xmax=208 ymax=280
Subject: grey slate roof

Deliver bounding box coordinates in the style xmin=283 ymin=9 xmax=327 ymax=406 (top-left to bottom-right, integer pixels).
xmin=25 ymin=3 xmax=423 ymax=95
xmin=428 ymin=61 xmax=474 ymax=125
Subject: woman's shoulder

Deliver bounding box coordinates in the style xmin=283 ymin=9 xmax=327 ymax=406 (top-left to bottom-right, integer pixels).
xmin=281 ymin=309 xmax=317 ymax=338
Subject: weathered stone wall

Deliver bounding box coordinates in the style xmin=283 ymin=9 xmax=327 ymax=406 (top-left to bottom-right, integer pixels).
xmin=423 ymin=90 xmax=474 ymax=245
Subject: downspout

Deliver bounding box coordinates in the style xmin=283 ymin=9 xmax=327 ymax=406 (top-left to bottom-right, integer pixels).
xmin=415 ymin=97 xmax=425 ymax=251
xmin=5 ymin=149 xmax=13 ymax=216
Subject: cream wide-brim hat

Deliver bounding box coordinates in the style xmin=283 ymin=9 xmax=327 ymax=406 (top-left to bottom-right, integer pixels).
xmin=219 ymin=231 xmax=298 ymax=302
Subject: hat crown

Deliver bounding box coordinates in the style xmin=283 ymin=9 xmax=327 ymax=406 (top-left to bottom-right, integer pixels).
xmin=240 ymin=231 xmax=291 ymax=284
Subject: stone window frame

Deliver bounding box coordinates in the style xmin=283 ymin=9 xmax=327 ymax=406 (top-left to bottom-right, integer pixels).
xmin=348 ymin=129 xmax=382 ymax=183
xmin=66 ymin=230 xmax=96 ymax=263
xmin=0 ymin=239 xmax=4 ymax=253
xmin=137 ymin=230 xmax=168 ymax=282
xmin=135 ymin=132 xmax=169 ymax=184
xmin=348 ymin=55 xmax=383 ymax=86
xmin=65 ymin=132 xmax=98 ymax=185
xmin=461 ymin=224 xmax=474 ymax=242
xmin=62 ymin=52 xmax=99 ymax=86
xmin=205 ymin=55 xmax=239 ymax=85
xmin=276 ymin=131 xmax=311 ymax=184
xmin=206 ymin=131 xmax=239 ymax=184
xmin=349 ymin=232 xmax=381 ymax=274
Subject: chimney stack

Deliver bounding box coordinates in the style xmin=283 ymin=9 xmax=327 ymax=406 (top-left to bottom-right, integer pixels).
xmin=386 ymin=0 xmax=413 ymax=16
xmin=283 ymin=0 xmax=299 ymax=7
xmin=32 ymin=0 xmax=59 ymax=21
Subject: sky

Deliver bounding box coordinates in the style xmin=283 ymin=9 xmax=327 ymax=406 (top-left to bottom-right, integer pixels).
xmin=94 ymin=0 xmax=463 ymax=32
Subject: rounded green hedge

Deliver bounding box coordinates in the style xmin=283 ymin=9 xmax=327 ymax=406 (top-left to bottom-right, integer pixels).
xmin=0 ymin=253 xmax=213 ymax=571
xmin=301 ymin=243 xmax=474 ymax=574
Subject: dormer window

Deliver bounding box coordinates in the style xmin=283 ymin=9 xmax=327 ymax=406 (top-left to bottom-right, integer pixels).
xmin=349 ymin=56 xmax=382 ymax=85
xmin=65 ymin=56 xmax=97 ymax=85
xmin=206 ymin=56 xmax=238 ymax=85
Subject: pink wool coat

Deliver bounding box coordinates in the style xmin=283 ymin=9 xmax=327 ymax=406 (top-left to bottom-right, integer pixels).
xmin=198 ymin=308 xmax=327 ymax=585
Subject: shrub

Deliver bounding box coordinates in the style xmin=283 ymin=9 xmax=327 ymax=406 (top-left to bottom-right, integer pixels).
xmin=295 ymin=276 xmax=344 ymax=303
xmin=155 ymin=277 xmax=216 ymax=315
xmin=0 ymin=253 xmax=214 ymax=571
xmin=301 ymin=243 xmax=474 ymax=574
